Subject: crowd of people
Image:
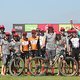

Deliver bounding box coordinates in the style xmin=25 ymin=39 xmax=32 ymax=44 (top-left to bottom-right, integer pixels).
xmin=0 ymin=25 xmax=80 ymax=76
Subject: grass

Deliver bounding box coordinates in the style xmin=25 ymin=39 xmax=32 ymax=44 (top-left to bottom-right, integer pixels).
xmin=0 ymin=75 xmax=80 ymax=80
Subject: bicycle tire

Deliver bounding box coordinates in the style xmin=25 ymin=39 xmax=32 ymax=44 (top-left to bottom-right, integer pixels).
xmin=29 ymin=57 xmax=47 ymax=76
xmin=59 ymin=57 xmax=78 ymax=76
xmin=9 ymin=57 xmax=24 ymax=76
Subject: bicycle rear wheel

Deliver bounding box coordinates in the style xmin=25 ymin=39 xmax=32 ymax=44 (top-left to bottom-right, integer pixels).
xmin=29 ymin=57 xmax=47 ymax=76
xmin=9 ymin=57 xmax=24 ymax=76
xmin=59 ymin=57 xmax=78 ymax=76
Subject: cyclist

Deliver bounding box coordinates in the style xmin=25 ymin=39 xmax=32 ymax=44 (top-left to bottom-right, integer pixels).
xmin=10 ymin=28 xmax=16 ymax=41
xmin=57 ymin=27 xmax=68 ymax=75
xmin=73 ymin=26 xmax=80 ymax=75
xmin=39 ymin=30 xmax=46 ymax=58
xmin=60 ymin=27 xmax=67 ymax=53
xmin=56 ymin=32 xmax=61 ymax=55
xmin=67 ymin=29 xmax=73 ymax=53
xmin=0 ymin=32 xmax=11 ymax=75
xmin=10 ymin=33 xmax=21 ymax=54
xmin=36 ymin=28 xmax=40 ymax=36
xmin=69 ymin=30 xmax=80 ymax=76
xmin=8 ymin=32 xmax=26 ymax=76
xmin=11 ymin=28 xmax=16 ymax=36
xmin=0 ymin=25 xmax=5 ymax=42
xmin=36 ymin=28 xmax=46 ymax=57
xmin=28 ymin=30 xmax=40 ymax=57
xmin=0 ymin=25 xmax=5 ymax=58
xmin=45 ymin=26 xmax=56 ymax=75
xmin=28 ymin=30 xmax=41 ymax=74
xmin=20 ymin=32 xmax=30 ymax=74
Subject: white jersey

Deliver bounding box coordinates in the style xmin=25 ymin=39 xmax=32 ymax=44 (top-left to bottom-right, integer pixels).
xmin=71 ymin=38 xmax=80 ymax=48
xmin=39 ymin=36 xmax=45 ymax=46
xmin=46 ymin=32 xmax=56 ymax=50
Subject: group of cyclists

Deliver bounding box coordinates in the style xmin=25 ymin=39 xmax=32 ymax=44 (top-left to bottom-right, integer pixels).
xmin=0 ymin=25 xmax=80 ymax=76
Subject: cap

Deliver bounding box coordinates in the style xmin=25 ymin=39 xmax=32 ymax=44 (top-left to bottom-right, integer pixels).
xmin=0 ymin=25 xmax=5 ymax=29
xmin=12 ymin=28 xmax=16 ymax=32
xmin=40 ymin=29 xmax=44 ymax=32
xmin=23 ymin=32 xmax=27 ymax=36
xmin=5 ymin=32 xmax=10 ymax=36
xmin=56 ymin=31 xmax=61 ymax=34
xmin=13 ymin=33 xmax=19 ymax=37
xmin=60 ymin=27 xmax=65 ymax=31
xmin=67 ymin=29 xmax=72 ymax=33
xmin=71 ymin=29 xmax=77 ymax=33
xmin=31 ymin=30 xmax=36 ymax=34
xmin=48 ymin=26 xmax=54 ymax=30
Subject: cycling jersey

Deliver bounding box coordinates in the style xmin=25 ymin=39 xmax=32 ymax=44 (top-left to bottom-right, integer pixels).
xmin=0 ymin=39 xmax=10 ymax=55
xmin=0 ymin=32 xmax=5 ymax=43
xmin=10 ymin=40 xmax=21 ymax=53
xmin=46 ymin=32 xmax=56 ymax=50
xmin=28 ymin=36 xmax=39 ymax=50
xmin=39 ymin=36 xmax=46 ymax=48
xmin=20 ymin=38 xmax=29 ymax=51
xmin=70 ymin=37 xmax=80 ymax=48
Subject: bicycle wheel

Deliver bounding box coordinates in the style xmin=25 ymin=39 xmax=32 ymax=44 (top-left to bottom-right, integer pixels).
xmin=9 ymin=57 xmax=24 ymax=76
xmin=59 ymin=57 xmax=78 ymax=76
xmin=29 ymin=57 xmax=47 ymax=76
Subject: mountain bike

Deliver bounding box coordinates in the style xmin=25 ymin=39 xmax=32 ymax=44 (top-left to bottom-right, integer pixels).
xmin=9 ymin=52 xmax=24 ymax=76
xmin=28 ymin=50 xmax=78 ymax=76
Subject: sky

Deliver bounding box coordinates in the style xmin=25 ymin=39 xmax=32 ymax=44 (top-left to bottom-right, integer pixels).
xmin=0 ymin=0 xmax=80 ymax=31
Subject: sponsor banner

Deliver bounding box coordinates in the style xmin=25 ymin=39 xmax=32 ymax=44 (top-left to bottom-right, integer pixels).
xmin=38 ymin=24 xmax=59 ymax=33
xmin=38 ymin=24 xmax=48 ymax=31
xmin=25 ymin=24 xmax=38 ymax=31
xmin=13 ymin=24 xmax=24 ymax=31
xmin=73 ymin=24 xmax=80 ymax=30
xmin=59 ymin=24 xmax=72 ymax=31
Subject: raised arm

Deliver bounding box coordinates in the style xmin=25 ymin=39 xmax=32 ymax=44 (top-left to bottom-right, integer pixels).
xmin=73 ymin=25 xmax=79 ymax=32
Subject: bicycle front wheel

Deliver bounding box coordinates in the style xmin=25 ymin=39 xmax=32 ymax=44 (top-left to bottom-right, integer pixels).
xmin=9 ymin=57 xmax=24 ymax=76
xmin=29 ymin=57 xmax=47 ymax=76
xmin=59 ymin=57 xmax=78 ymax=76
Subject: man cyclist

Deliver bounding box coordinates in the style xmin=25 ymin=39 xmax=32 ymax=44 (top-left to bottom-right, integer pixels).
xmin=0 ymin=32 xmax=11 ymax=75
xmin=0 ymin=25 xmax=5 ymax=39
xmin=45 ymin=26 xmax=56 ymax=75
xmin=28 ymin=30 xmax=40 ymax=57
xmin=69 ymin=30 xmax=80 ymax=76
